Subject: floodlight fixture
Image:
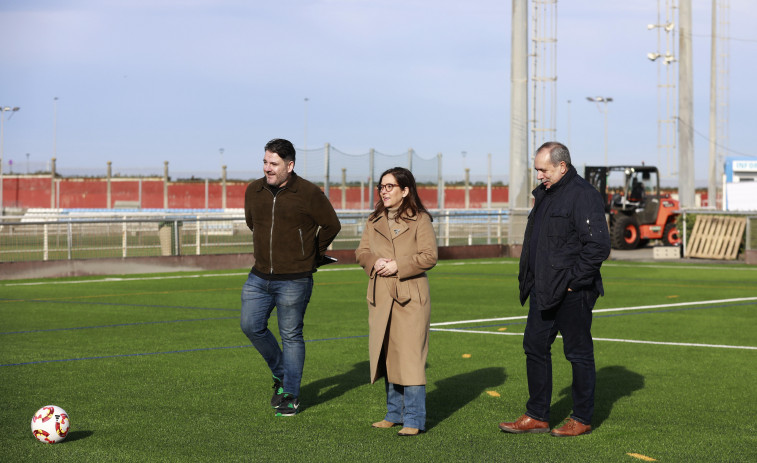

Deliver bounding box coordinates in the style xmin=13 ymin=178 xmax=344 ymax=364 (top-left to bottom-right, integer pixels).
xmin=586 ymin=97 xmax=613 ymax=165
xmin=587 ymin=96 xmax=613 ymax=103
xmin=648 ymin=22 xmax=674 ymax=32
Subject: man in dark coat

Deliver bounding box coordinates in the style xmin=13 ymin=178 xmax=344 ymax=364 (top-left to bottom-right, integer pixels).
xmin=500 ymin=141 xmax=611 ymax=437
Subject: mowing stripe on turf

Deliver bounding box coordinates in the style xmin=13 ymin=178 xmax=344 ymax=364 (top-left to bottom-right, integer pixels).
xmin=2 ymin=272 xmax=250 ymax=286
xmin=4 ymin=296 xmax=745 ymax=337
xmin=0 ymin=334 xmax=370 ymax=367
xmin=0 ymin=317 xmax=237 ymax=335
xmin=3 ymin=314 xmax=754 ymax=367
xmin=0 ymin=345 xmax=254 ymax=367
xmin=0 ymin=298 xmax=238 ymax=312
xmin=5 ymin=296 xmax=745 ymax=337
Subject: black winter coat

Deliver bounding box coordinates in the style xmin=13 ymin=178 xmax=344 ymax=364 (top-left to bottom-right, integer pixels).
xmin=518 ymin=165 xmax=611 ymax=310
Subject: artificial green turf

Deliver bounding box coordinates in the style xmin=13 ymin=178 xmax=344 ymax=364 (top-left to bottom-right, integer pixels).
xmin=1 ymin=259 xmax=756 ymax=462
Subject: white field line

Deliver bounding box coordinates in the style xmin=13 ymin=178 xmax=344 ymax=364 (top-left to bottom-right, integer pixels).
xmin=429 ymin=328 xmax=757 ymax=351
xmin=5 ymin=261 xmax=755 ymax=350
xmin=431 ymin=259 xmax=757 ymax=272
xmin=602 ymin=262 xmax=757 ymax=271
xmin=430 ymin=296 xmax=757 ymax=351
xmin=2 ymin=267 xmax=362 ymax=286
xmin=4 ymin=272 xmax=250 ymax=286
xmin=2 ymin=259 xmax=504 ymax=286
xmin=5 ymin=257 xmax=756 ymax=287
xmin=430 ymin=297 xmax=757 ymax=327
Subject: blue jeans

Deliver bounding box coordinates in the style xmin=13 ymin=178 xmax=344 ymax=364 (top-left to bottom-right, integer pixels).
xmin=523 ymin=289 xmax=596 ymax=425
xmin=385 ymin=379 xmax=426 ymax=430
xmin=240 ymin=273 xmax=313 ymax=398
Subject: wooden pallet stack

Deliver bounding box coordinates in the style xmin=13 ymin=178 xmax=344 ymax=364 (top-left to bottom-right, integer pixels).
xmin=685 ymin=215 xmax=746 ymax=260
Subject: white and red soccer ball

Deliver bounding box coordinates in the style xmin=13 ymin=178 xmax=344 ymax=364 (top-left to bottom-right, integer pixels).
xmin=31 ymin=405 xmax=70 ymax=444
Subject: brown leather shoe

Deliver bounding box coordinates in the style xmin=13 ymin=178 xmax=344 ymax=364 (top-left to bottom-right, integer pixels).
xmin=397 ymin=427 xmax=423 ymax=436
xmin=550 ymin=418 xmax=592 ymax=437
xmin=498 ymin=414 xmax=549 ymax=434
xmin=371 ymin=420 xmax=398 ymax=428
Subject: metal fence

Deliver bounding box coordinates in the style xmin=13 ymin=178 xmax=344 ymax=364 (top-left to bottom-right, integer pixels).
xmin=46 ymin=144 xmax=506 ymax=185
xmin=2 ymin=146 xmax=507 ymax=211
xmin=0 ymin=210 xmax=513 ymax=263
xmin=3 ymin=209 xmax=753 ymax=264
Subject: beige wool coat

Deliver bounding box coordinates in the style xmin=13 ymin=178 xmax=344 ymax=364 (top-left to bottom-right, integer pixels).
xmin=355 ymin=211 xmax=438 ymax=386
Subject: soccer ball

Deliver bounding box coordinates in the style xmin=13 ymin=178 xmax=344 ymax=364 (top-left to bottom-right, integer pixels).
xmin=31 ymin=405 xmax=70 ymax=444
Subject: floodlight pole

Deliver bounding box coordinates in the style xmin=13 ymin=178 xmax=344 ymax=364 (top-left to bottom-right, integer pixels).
xmin=586 ymin=97 xmax=613 ymax=166
xmin=678 ymin=0 xmax=695 ymax=208
xmin=0 ymin=106 xmax=21 ymax=212
xmin=708 ymin=0 xmax=717 ymax=209
xmin=303 ymin=97 xmax=309 ymax=178
xmin=53 ymin=97 xmax=58 ymax=159
xmin=566 ymin=99 xmax=572 ymax=147
xmin=509 ymin=0 xmax=529 ymax=211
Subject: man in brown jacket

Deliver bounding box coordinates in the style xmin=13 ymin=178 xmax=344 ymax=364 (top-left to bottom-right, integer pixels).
xmin=240 ymin=138 xmax=341 ymax=417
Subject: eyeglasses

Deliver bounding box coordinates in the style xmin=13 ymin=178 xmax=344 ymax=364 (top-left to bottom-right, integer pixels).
xmin=377 ymin=183 xmax=400 ymax=192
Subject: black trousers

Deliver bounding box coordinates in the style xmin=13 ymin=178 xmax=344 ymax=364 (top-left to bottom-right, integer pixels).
xmin=523 ymin=289 xmax=596 ymax=425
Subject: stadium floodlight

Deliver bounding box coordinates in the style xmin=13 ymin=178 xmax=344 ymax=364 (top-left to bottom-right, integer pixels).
xmin=648 ymin=22 xmax=674 ymax=32
xmin=586 ymin=97 xmax=613 ymax=166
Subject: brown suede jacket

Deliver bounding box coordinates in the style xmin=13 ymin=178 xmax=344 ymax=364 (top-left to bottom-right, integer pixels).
xmin=245 ymin=172 xmax=341 ymax=276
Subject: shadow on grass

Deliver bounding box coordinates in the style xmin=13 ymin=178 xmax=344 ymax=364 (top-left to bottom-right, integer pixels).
xmin=64 ymin=430 xmax=94 ymax=442
xmin=426 ymin=367 xmax=507 ymax=431
xmin=551 ymin=365 xmax=644 ymax=429
xmin=300 ymin=361 xmax=369 ymax=410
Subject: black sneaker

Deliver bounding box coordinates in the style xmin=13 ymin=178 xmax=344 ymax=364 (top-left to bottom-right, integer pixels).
xmin=270 ymin=376 xmax=284 ymax=408
xmin=274 ymin=394 xmax=299 ymax=417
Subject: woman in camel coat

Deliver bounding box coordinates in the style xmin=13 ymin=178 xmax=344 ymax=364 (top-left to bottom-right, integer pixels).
xmin=356 ymin=167 xmax=437 ymax=436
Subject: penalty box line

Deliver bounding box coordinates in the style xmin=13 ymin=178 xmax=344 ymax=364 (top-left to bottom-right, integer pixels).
xmin=430 ymin=296 xmax=757 ymax=327
xmin=429 ymin=327 xmax=757 ymax=351
xmin=429 ymin=296 xmax=757 ymax=351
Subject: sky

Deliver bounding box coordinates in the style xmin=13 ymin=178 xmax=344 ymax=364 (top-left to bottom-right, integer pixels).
xmin=1 ymin=0 xmax=755 ymax=185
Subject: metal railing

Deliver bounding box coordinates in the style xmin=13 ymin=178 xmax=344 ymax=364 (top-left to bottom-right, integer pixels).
xmin=3 ymin=209 xmax=753 ymax=264
xmin=0 ymin=210 xmax=513 ymax=263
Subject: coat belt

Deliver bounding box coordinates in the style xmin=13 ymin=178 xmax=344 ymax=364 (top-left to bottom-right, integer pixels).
xmin=367 ymin=275 xmax=411 ymax=305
